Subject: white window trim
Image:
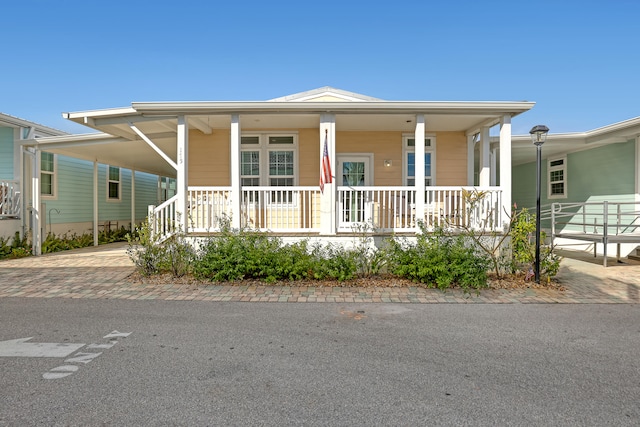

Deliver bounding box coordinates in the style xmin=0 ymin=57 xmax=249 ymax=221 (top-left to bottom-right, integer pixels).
xmin=336 ymin=153 xmax=374 ymax=186
xmin=107 ymin=165 xmax=122 ymax=202
xmin=240 ymin=132 xmax=299 ymax=205
xmin=40 ymin=152 xmax=57 ymax=200
xmin=240 ymin=132 xmax=298 ymax=186
xmin=547 ymin=156 xmax=567 ymax=199
xmin=402 ymin=134 xmax=436 ymax=186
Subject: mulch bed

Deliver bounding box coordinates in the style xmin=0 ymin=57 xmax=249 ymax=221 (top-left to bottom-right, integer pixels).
xmin=128 ymin=272 xmax=565 ymax=291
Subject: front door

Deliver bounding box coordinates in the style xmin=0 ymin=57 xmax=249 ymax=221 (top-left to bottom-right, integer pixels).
xmin=337 ymin=156 xmax=371 ymax=224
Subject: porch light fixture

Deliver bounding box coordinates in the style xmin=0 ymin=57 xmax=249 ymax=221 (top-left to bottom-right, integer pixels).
xmin=529 ymin=124 xmax=549 ymax=284
xmin=384 ymin=159 xmax=393 ymax=167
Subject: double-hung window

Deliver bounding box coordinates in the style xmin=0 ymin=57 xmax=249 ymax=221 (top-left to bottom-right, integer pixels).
xmin=159 ymin=176 xmax=176 ymax=202
xmin=40 ymin=152 xmax=56 ymax=197
xmin=240 ymin=134 xmax=297 ymax=203
xmin=548 ymin=157 xmax=566 ymax=198
xmin=403 ymin=135 xmax=436 ymax=186
xmin=108 ymin=166 xmax=121 ymax=201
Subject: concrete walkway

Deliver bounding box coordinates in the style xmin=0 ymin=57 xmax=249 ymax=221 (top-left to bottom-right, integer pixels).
xmin=0 ymin=243 xmax=639 ymax=303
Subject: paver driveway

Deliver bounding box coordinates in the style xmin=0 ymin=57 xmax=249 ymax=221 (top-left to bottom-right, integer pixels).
xmin=0 ymin=243 xmax=638 ymax=303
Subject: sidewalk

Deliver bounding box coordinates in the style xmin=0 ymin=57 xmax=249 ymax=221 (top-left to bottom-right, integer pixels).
xmin=0 ymin=243 xmax=638 ymax=303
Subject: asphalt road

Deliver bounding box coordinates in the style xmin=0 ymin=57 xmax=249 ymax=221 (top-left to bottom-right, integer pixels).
xmin=1 ymin=298 xmax=639 ymax=426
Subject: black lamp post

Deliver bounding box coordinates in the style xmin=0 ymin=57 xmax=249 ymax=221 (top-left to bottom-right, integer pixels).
xmin=529 ymin=125 xmax=549 ymax=283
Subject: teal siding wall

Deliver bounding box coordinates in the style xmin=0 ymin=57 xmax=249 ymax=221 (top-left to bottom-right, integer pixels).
xmin=513 ymin=140 xmax=636 ymax=210
xmin=45 ymin=155 xmax=160 ymax=226
xmin=512 ymin=161 xmax=537 ymax=210
xmin=0 ymin=127 xmax=14 ymax=179
xmin=566 ymin=140 xmax=635 ymax=202
xmin=44 ymin=156 xmax=94 ymax=224
xmin=135 ymin=171 xmax=160 ymax=221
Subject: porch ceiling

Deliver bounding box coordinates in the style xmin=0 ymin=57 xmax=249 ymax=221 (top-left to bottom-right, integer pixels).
xmin=22 ymin=133 xmax=178 ymax=178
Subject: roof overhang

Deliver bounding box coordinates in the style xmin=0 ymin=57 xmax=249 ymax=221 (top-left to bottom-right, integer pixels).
xmin=507 ymin=116 xmax=640 ymax=165
xmin=63 ymin=100 xmax=535 ymax=138
xmin=56 ymin=98 xmax=535 ymax=177
xmin=21 ymin=132 xmax=177 ymax=177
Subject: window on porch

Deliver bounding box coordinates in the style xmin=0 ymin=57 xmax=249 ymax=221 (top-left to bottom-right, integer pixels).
xmin=404 ymin=135 xmax=436 ymax=186
xmin=241 ymin=134 xmax=297 ymax=203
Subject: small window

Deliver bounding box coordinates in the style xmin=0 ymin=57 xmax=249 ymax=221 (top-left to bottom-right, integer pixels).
xmin=403 ymin=135 xmax=436 ymax=186
xmin=108 ymin=166 xmax=121 ymax=200
xmin=406 ymin=137 xmax=433 ymax=148
xmin=41 ymin=152 xmax=55 ymax=197
xmin=548 ymin=157 xmax=566 ymax=198
xmin=159 ymin=177 xmax=176 ymax=202
xmin=268 ymin=136 xmax=294 ymax=145
xmin=241 ymin=136 xmax=260 ymax=145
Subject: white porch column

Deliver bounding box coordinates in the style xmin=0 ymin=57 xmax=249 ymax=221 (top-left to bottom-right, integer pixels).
xmin=230 ymin=114 xmax=242 ymax=229
xmin=490 ymin=148 xmax=497 ymax=186
xmin=93 ymin=161 xmax=98 ymax=246
xmin=467 ymin=134 xmax=476 ymax=186
xmin=479 ymin=126 xmax=491 ymax=186
xmin=415 ymin=115 xmax=426 ymax=225
xmin=131 ymin=170 xmax=136 ymax=231
xmin=21 ymin=147 xmax=31 ymax=237
xmin=176 ymin=116 xmax=189 ymax=232
xmin=319 ymin=113 xmax=336 ymax=235
xmin=499 ymin=115 xmax=512 ymax=221
xmin=31 ymin=149 xmax=41 ymax=255
xmin=635 ymin=136 xmax=640 ymax=197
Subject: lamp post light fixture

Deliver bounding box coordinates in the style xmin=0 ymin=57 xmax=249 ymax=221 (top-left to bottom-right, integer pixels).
xmin=529 ymin=125 xmax=549 ymax=283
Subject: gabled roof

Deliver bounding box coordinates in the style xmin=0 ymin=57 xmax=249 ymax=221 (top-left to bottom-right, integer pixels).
xmin=509 ymin=116 xmax=640 ymax=165
xmin=269 ymin=86 xmax=382 ymax=102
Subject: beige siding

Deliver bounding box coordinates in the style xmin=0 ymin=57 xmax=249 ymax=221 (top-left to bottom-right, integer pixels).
xmin=336 ymin=131 xmax=403 ymax=186
xmin=189 ymin=130 xmax=230 ymax=186
xmin=304 ymin=95 xmax=350 ymax=102
xmin=187 ymin=128 xmax=468 ymax=187
xmin=299 ymin=129 xmax=319 ymax=186
xmin=435 ymin=131 xmax=467 ymax=186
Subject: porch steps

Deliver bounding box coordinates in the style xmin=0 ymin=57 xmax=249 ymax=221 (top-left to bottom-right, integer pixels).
xmin=628 ymin=246 xmax=640 ymax=261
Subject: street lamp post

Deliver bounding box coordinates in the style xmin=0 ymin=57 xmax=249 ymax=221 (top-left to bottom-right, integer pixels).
xmin=529 ymin=125 xmax=549 ymax=284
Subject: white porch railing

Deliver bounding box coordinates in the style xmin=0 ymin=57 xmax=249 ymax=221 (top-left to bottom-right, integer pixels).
xmin=337 ymin=186 xmax=503 ymax=232
xmin=152 ymin=186 xmax=504 ymax=236
xmin=149 ymin=194 xmax=179 ymax=242
xmin=0 ymin=180 xmax=21 ymax=218
xmin=240 ymin=186 xmax=321 ymax=232
xmin=188 ymin=187 xmax=232 ymax=232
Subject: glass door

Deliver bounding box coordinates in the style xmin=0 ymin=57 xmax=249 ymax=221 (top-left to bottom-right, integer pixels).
xmin=338 ymin=156 xmax=371 ymax=223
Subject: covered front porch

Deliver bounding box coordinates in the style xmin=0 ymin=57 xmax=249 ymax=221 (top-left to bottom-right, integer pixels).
xmin=153 ymin=185 xmax=503 ymax=239
xmin=27 ymin=88 xmax=534 ymax=249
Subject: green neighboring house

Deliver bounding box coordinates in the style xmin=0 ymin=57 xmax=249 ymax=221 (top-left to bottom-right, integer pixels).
xmin=0 ymin=113 xmax=174 ymax=248
xmin=511 ymin=117 xmax=640 ymax=257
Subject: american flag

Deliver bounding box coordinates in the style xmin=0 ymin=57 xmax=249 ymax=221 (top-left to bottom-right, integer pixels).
xmin=319 ymin=133 xmax=332 ymax=194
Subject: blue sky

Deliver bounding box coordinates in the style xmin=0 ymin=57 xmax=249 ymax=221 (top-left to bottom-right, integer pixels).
xmin=2 ymin=0 xmax=638 ymax=135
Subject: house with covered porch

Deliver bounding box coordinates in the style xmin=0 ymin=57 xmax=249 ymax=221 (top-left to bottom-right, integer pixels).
xmin=23 ymin=87 xmax=534 ymax=251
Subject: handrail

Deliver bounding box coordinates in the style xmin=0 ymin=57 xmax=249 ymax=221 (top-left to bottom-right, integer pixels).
xmin=0 ymin=180 xmax=21 ymax=218
xmin=148 ymin=194 xmax=179 ymax=242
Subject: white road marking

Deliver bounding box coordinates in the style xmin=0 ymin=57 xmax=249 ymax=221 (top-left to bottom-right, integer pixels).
xmin=0 ymin=338 xmax=85 ymax=358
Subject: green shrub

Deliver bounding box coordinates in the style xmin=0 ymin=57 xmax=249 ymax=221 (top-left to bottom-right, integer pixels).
xmin=386 ymin=227 xmax=490 ymax=292
xmin=509 ymin=207 xmax=562 ymax=280
xmin=192 ymin=228 xmax=359 ymax=283
xmin=0 ymin=232 xmax=31 ymax=260
xmin=126 ymin=218 xmax=168 ymax=276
